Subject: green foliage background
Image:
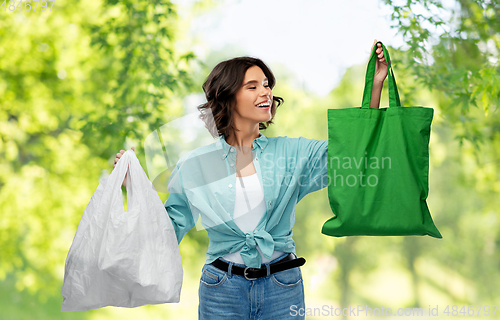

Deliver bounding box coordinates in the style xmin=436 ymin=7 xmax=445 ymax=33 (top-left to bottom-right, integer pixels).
xmin=0 ymin=0 xmax=498 ymax=319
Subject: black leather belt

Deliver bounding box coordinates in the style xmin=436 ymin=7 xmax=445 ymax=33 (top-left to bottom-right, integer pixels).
xmin=211 ymin=253 xmax=306 ymax=280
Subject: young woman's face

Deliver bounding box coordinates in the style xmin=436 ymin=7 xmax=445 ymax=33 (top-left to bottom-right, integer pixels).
xmin=233 ymin=65 xmax=273 ymax=126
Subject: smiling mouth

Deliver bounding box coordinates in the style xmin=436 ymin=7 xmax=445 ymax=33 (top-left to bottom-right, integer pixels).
xmin=256 ymin=100 xmax=271 ymax=108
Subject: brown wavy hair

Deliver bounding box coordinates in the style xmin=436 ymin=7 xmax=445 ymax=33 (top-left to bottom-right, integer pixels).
xmin=197 ymin=57 xmax=284 ymax=139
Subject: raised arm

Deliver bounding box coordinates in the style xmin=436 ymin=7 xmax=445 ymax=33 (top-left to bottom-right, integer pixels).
xmin=369 ymin=40 xmax=388 ymax=109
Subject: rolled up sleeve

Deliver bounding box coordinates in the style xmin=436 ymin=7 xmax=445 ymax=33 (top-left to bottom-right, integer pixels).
xmin=164 ymin=162 xmax=197 ymax=244
xmin=297 ymin=137 xmax=329 ymax=202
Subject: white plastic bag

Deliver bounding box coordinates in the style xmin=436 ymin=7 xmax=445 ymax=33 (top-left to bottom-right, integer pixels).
xmin=61 ymin=149 xmax=182 ymax=312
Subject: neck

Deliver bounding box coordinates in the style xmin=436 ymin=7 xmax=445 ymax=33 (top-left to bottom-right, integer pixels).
xmin=225 ymin=125 xmax=260 ymax=153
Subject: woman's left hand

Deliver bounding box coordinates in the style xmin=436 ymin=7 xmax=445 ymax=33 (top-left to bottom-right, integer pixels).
xmin=372 ymin=40 xmax=388 ymax=84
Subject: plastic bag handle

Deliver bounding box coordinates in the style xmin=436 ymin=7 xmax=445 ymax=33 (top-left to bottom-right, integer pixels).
xmin=115 ymin=149 xmax=151 ymax=211
xmin=112 ymin=149 xmax=134 ymax=189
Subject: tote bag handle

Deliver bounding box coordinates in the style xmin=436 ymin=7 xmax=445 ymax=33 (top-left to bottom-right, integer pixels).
xmin=361 ymin=41 xmax=401 ymax=109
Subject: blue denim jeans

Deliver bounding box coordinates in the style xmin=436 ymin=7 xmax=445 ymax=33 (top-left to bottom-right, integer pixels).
xmin=198 ymin=253 xmax=305 ymax=320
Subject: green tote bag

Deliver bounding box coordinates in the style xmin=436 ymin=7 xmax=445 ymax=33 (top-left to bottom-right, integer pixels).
xmin=321 ymin=41 xmax=442 ymax=238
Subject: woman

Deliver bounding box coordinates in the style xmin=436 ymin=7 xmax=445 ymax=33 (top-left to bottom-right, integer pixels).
xmin=114 ymin=41 xmax=388 ymax=319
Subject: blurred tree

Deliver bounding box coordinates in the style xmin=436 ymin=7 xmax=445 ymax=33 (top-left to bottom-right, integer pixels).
xmin=382 ymin=0 xmax=500 ymax=305
xmin=79 ymin=0 xmax=199 ymax=159
xmin=384 ymin=0 xmax=500 ymax=150
xmin=0 ymin=0 xmax=200 ymax=317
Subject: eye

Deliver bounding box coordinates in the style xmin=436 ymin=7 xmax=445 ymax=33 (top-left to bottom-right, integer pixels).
xmin=249 ymin=87 xmax=256 ymax=89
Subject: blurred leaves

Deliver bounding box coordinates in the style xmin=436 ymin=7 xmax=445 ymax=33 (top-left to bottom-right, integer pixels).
xmin=384 ymin=0 xmax=500 ymax=151
xmin=0 ymin=0 xmax=199 ymax=311
xmin=79 ymin=0 xmax=201 ymax=160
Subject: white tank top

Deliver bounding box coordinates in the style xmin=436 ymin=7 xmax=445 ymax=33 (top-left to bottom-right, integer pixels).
xmin=222 ymin=173 xmax=283 ymax=265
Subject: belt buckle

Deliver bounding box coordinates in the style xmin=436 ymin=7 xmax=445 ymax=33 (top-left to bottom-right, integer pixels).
xmin=243 ymin=267 xmax=258 ymax=281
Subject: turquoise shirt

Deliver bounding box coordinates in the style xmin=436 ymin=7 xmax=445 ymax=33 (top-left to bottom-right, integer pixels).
xmin=164 ymin=132 xmax=328 ymax=268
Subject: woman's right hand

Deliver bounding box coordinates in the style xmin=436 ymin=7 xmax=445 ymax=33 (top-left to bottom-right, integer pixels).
xmin=113 ymin=147 xmax=135 ymax=187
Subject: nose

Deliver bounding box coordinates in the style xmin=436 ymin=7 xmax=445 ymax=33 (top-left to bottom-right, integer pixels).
xmin=260 ymin=85 xmax=271 ymax=98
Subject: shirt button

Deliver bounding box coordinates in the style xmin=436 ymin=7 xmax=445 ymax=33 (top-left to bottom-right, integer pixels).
xmin=256 ymin=158 xmax=258 ymax=161
xmin=268 ymin=201 xmax=271 ymax=206
xmin=229 ymin=184 xmax=233 ymax=188
xmin=230 ymin=148 xmax=235 ymax=152
xmin=230 ymin=163 xmax=234 ymax=167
